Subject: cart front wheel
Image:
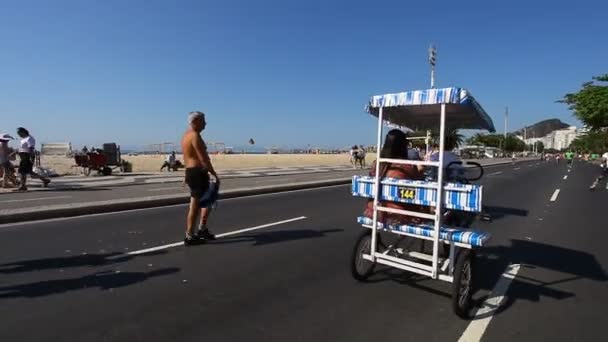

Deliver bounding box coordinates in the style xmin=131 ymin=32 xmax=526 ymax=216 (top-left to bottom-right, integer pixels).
xmin=83 ymin=167 xmax=91 ymax=176
xmin=452 ymin=249 xmax=474 ymax=319
xmin=351 ymin=230 xmax=376 ymax=281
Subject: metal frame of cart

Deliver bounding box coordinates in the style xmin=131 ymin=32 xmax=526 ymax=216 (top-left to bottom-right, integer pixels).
xmin=351 ymin=87 xmax=496 ymax=318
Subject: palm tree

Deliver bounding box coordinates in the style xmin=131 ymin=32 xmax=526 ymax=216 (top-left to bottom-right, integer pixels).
xmin=448 ymin=130 xmax=464 ymax=148
xmin=430 ymin=129 xmax=464 ymax=149
xmin=467 ymin=133 xmax=485 ymax=146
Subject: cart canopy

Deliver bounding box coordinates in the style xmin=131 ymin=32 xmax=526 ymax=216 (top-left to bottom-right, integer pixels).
xmin=367 ymin=87 xmax=495 ymax=132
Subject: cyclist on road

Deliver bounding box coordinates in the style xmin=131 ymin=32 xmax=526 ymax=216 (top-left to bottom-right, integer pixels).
xmin=565 ymin=151 xmax=575 ymax=168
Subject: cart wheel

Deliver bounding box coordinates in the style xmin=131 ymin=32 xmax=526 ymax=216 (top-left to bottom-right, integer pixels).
xmin=83 ymin=167 xmax=91 ymax=176
xmin=452 ymin=249 xmax=474 ymax=319
xmin=351 ymin=230 xmax=376 ymax=281
xmin=102 ymin=167 xmax=112 ymax=176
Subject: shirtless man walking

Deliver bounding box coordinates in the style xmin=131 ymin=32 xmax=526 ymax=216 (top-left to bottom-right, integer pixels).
xmin=181 ymin=111 xmax=219 ymax=245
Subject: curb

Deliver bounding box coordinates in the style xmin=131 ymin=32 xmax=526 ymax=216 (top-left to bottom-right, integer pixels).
xmin=0 ymin=178 xmax=352 ymax=225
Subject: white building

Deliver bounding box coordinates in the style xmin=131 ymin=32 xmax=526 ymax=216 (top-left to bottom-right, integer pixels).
xmin=521 ymin=126 xmax=580 ymax=150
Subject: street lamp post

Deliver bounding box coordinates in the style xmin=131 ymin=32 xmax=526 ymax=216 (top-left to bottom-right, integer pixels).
xmin=504 ymin=106 xmax=508 ymax=140
xmin=429 ymin=44 xmax=436 ymax=89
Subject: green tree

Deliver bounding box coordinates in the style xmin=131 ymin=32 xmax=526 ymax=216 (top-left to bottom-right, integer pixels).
xmin=466 ymin=133 xmax=485 ymax=145
xmin=504 ymin=134 xmax=525 ymax=152
xmin=560 ymin=74 xmax=608 ymax=130
xmin=429 ymin=129 xmax=464 ymax=149
xmin=535 ymin=141 xmax=544 ymax=153
xmin=570 ymin=131 xmax=608 ymax=154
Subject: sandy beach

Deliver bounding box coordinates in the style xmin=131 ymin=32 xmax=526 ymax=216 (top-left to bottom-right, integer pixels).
xmin=40 ymin=153 xmax=374 ymax=175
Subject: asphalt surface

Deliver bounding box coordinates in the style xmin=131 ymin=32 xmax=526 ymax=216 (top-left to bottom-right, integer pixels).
xmin=0 ymin=159 xmax=605 ymax=341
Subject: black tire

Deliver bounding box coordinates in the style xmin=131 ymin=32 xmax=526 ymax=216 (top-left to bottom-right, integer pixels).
xmin=351 ymin=230 xmax=376 ymax=281
xmin=452 ymin=249 xmax=474 ymax=319
xmin=101 ymin=167 xmax=112 ymax=176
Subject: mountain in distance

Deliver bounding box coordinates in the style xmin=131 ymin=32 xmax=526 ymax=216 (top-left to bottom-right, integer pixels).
xmin=513 ymin=118 xmax=570 ymax=138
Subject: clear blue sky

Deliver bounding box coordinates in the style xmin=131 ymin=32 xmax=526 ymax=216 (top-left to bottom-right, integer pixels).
xmin=0 ymin=0 xmax=606 ymax=150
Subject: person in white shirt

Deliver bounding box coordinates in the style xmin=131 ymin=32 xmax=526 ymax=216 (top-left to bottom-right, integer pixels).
xmin=425 ymin=137 xmax=463 ymax=181
xmin=16 ymin=127 xmax=49 ymax=190
xmin=602 ymin=152 xmax=608 ymax=172
xmin=349 ymin=145 xmax=358 ymax=168
xmin=161 ymin=151 xmax=179 ymax=172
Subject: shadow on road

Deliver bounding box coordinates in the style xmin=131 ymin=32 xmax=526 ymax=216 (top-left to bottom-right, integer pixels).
xmin=0 ymin=267 xmax=179 ymax=299
xmin=472 ymin=238 xmax=607 ymax=318
xmin=211 ymin=228 xmax=344 ymax=246
xmin=356 ymin=238 xmax=606 ymax=318
xmin=0 ymin=250 xmax=167 ymax=274
xmin=482 ymin=205 xmax=529 ymax=221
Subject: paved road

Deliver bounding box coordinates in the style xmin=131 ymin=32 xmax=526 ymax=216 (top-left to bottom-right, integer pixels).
xmin=1 ymin=159 xmax=605 ymax=341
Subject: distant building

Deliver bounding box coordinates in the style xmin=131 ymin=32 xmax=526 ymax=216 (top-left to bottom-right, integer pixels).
xmin=519 ymin=126 xmax=580 ymax=150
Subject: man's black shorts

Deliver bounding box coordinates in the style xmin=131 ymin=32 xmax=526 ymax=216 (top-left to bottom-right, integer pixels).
xmin=18 ymin=153 xmax=33 ymax=175
xmin=185 ymin=167 xmax=210 ymax=199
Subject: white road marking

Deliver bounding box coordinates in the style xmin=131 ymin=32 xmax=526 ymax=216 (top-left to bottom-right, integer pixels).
xmin=514 ymin=167 xmax=521 ymax=170
xmin=215 ymin=217 xmax=307 ymax=238
xmin=106 ymin=216 xmax=307 ymax=259
xmin=606 ymin=181 xmax=608 ymax=190
xmin=0 ymin=184 xmax=346 ymax=228
xmin=550 ymin=189 xmax=560 ymax=202
xmin=590 ymin=179 xmax=599 ymax=190
xmin=487 ymin=171 xmax=503 ymax=176
xmin=0 ymin=195 xmax=71 ymax=203
xmin=563 ymin=175 xmax=568 ymax=180
xmin=458 ymin=264 xmax=521 ymax=342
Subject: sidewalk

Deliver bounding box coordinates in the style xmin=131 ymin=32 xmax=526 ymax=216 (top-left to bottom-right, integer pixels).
xmin=0 ymin=165 xmax=357 ymax=193
xmin=0 ymin=158 xmax=535 ymax=224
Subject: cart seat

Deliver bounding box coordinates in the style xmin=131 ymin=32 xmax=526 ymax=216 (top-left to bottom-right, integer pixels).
xmin=357 ymin=216 xmax=491 ymax=247
xmin=352 ymin=176 xmax=482 ymax=213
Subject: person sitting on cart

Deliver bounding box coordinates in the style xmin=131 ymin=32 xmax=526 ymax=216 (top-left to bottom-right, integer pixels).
xmin=364 ymin=129 xmax=428 ymax=225
xmin=424 ymin=132 xmax=463 ymax=182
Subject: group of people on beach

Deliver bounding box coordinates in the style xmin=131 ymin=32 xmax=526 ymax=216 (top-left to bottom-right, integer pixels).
xmin=0 ymin=127 xmax=51 ymax=191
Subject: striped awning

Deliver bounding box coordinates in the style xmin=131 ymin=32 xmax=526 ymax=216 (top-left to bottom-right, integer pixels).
xmin=366 ymin=87 xmax=495 ymax=132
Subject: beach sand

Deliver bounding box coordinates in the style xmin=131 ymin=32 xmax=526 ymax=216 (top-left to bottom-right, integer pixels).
xmin=40 ymin=153 xmax=374 ymax=175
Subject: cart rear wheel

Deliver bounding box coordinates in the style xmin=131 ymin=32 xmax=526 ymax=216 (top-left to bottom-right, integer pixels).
xmin=101 ymin=167 xmax=112 ymax=176
xmin=351 ymin=230 xmax=376 ymax=281
xmin=452 ymin=249 xmax=474 ymax=319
